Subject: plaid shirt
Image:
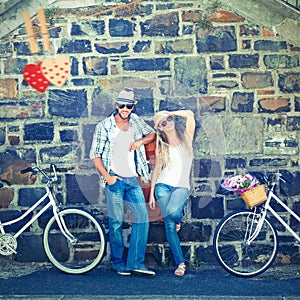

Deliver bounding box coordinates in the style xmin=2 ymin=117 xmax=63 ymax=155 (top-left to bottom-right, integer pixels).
xmin=90 ymin=113 xmax=155 ymax=187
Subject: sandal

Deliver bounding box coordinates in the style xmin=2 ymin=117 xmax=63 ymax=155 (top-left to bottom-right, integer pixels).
xmin=176 ymin=223 xmax=181 ymax=232
xmin=174 ymin=263 xmax=186 ymax=276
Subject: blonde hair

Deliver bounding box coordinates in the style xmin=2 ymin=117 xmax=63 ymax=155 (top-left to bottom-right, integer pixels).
xmin=156 ymin=123 xmax=193 ymax=167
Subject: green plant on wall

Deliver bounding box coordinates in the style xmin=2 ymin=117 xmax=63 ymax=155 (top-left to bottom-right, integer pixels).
xmin=45 ymin=7 xmax=58 ymax=21
xmin=189 ymin=254 xmax=208 ymax=270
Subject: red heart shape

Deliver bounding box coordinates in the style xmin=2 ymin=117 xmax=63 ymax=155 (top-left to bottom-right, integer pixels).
xmin=23 ymin=62 xmax=50 ymax=93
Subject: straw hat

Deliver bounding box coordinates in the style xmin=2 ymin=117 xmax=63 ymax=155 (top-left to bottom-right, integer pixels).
xmin=116 ymin=89 xmax=137 ymax=105
xmin=153 ymin=110 xmax=171 ymax=129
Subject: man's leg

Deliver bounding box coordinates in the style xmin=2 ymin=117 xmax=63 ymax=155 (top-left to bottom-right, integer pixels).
xmin=105 ymin=180 xmax=127 ymax=271
xmin=123 ymin=177 xmax=153 ymax=274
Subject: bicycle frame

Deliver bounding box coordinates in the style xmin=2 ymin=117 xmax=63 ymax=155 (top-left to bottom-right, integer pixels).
xmin=0 ymin=185 xmax=76 ymax=252
xmin=248 ymin=188 xmax=300 ymax=244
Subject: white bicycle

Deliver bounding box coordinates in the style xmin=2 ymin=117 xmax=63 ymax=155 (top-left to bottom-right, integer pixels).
xmin=213 ymin=172 xmax=300 ymax=277
xmin=0 ymin=164 xmax=106 ymax=274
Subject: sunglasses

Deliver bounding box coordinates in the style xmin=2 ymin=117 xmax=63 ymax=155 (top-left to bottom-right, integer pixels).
xmin=117 ymin=103 xmax=134 ymax=110
xmin=160 ymin=116 xmax=173 ymax=127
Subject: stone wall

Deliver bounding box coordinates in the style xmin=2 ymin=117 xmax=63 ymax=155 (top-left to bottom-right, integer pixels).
xmin=0 ymin=0 xmax=300 ymax=268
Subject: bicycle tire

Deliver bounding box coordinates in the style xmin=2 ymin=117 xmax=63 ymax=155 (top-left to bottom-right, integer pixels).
xmin=43 ymin=208 xmax=106 ymax=274
xmin=213 ymin=210 xmax=278 ymax=277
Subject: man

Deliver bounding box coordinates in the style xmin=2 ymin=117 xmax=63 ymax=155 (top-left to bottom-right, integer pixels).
xmin=90 ymin=88 xmax=156 ymax=276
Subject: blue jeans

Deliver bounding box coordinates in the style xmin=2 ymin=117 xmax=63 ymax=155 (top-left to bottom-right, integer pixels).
xmin=105 ymin=175 xmax=149 ymax=271
xmin=154 ymin=183 xmax=189 ymax=265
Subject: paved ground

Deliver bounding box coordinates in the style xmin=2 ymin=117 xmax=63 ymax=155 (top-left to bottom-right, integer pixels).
xmin=0 ymin=258 xmax=300 ymax=299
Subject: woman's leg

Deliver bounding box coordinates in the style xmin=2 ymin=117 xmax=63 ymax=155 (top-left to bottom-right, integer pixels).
xmin=155 ymin=184 xmax=189 ymax=265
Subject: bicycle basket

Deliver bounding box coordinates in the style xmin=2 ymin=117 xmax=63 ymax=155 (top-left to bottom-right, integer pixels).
xmin=241 ymin=184 xmax=267 ymax=208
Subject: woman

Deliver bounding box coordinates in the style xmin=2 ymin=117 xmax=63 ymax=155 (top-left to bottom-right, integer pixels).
xmin=149 ymin=110 xmax=195 ymax=276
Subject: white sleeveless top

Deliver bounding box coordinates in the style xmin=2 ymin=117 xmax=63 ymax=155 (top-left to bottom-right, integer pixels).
xmin=156 ymin=144 xmax=192 ymax=189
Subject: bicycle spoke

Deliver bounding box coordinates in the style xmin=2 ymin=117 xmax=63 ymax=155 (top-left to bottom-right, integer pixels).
xmin=213 ymin=210 xmax=278 ymax=277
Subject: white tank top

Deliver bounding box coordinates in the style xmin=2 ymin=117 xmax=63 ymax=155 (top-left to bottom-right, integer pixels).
xmin=111 ymin=127 xmax=137 ymax=177
xmin=157 ymin=144 xmax=192 ymax=189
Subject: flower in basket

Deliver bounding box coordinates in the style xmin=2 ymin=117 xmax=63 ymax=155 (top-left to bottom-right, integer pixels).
xmin=222 ymin=169 xmax=259 ymax=195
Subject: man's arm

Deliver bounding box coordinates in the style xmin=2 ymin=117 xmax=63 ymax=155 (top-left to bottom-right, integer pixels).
xmin=129 ymin=131 xmax=156 ymax=151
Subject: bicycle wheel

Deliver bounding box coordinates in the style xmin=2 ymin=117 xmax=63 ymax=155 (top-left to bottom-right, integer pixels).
xmin=43 ymin=208 xmax=106 ymax=274
xmin=213 ymin=210 xmax=278 ymax=277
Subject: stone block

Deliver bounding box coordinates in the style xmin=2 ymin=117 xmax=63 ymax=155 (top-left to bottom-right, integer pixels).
xmin=71 ymin=20 xmax=105 ymax=36
xmin=0 ymin=41 xmax=11 ymax=57
xmin=155 ymin=39 xmax=193 ymax=54
xmin=0 ymin=127 xmax=5 ymax=145
xmin=71 ymin=78 xmax=95 ymax=86
xmin=123 ymin=58 xmax=170 ymax=71
xmin=231 ymin=92 xmax=254 ymax=112
xmin=66 ymin=174 xmax=100 ymax=205
xmin=19 ymin=188 xmax=46 ymax=207
xmin=287 ymin=116 xmax=300 ymax=131
xmin=24 ymin=122 xmax=54 ymax=141
xmin=264 ymin=133 xmax=298 ymax=155
xmin=60 ymin=130 xmax=78 ymax=142
xmin=222 ymin=116 xmax=263 ymax=154
xmin=4 ymin=58 xmax=28 ymax=74
xmin=209 ymin=10 xmax=244 ymax=22
xmin=141 ymin=12 xmax=179 ymax=37
xmin=242 ymin=40 xmax=251 ymax=49
xmin=0 ymin=188 xmax=14 ymax=208
xmin=133 ymin=40 xmax=151 ymax=53
xmin=199 ymin=96 xmax=226 ymax=112
xmin=229 ymin=54 xmax=259 ymax=68
xmin=254 ymin=40 xmax=287 ymax=52
xmin=174 ymin=56 xmax=207 ymax=94
xmin=0 ymin=210 xmax=32 ymax=233
xmin=212 ymin=80 xmax=238 ymax=89
xmin=195 ymin=245 xmax=218 ymax=265
xmin=0 ymin=101 xmax=44 ymax=119
xmin=109 ymin=19 xmax=134 ymax=37
xmin=58 ymin=39 xmax=92 ymax=53
xmin=91 ymin=88 xmax=116 ymax=117
xmin=48 ymin=89 xmax=88 ymax=118
xmin=18 ymin=235 xmax=47 ymax=262
xmin=39 ymin=145 xmax=74 ymax=164
xmin=264 ymin=55 xmax=299 ymax=69
xmin=191 ymin=195 xmax=224 ymax=219
xmin=132 ymin=88 xmax=154 ymax=117
xmin=148 ymin=223 xmax=166 ymax=243
xmin=296 ymin=96 xmax=300 ymax=112
xmin=0 ymin=159 xmax=36 ymax=185
xmin=83 ymin=57 xmax=108 ymax=75
xmin=210 ymin=56 xmax=225 ymax=70
xmin=49 ymin=27 xmax=61 ymax=38
xmin=280 ymin=170 xmax=300 ymax=196
xmin=70 ymin=57 xmax=79 ymax=76
xmin=225 ymin=158 xmax=246 ymax=169
xmin=0 ymin=78 xmax=18 ymax=99
xmin=279 ymin=73 xmax=300 ymax=93
xmin=258 ymin=97 xmax=290 ymax=113
xmin=8 ymin=136 xmax=20 ymax=145
xmin=196 ymin=26 xmax=237 ymax=53
xmin=95 ymin=42 xmax=129 ymax=54
xmin=179 ymin=222 xmax=212 ymax=242
xmin=240 ymin=24 xmax=260 ymax=36
xmin=249 ymin=157 xmax=288 ymax=167
xmin=242 ymin=72 xmax=273 ymax=89
xmin=194 ymin=159 xmax=221 ymax=178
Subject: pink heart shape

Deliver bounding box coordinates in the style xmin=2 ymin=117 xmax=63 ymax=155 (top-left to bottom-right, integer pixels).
xmin=41 ymin=56 xmax=70 ymax=87
xmin=23 ymin=62 xmax=50 ymax=93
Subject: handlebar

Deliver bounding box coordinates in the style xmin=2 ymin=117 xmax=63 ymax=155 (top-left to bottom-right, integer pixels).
xmin=21 ymin=164 xmax=58 ymax=184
